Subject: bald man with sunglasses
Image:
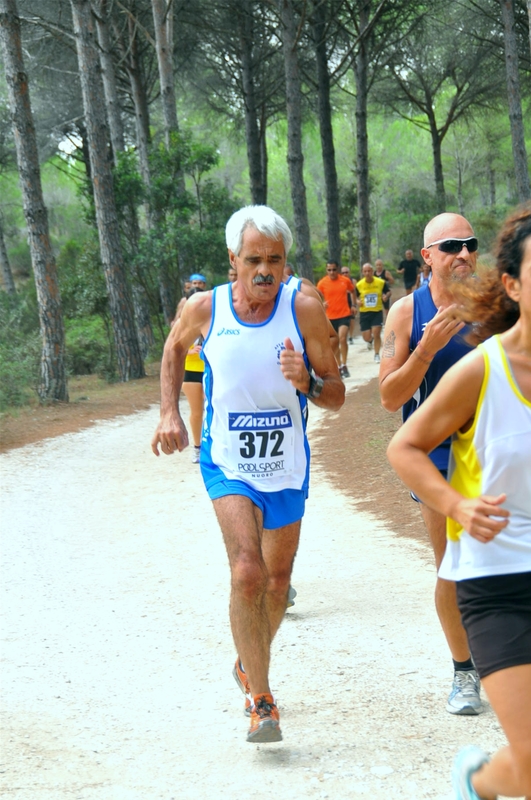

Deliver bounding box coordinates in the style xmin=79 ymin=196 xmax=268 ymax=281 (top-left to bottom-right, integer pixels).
xmin=379 ymin=213 xmax=483 ymax=717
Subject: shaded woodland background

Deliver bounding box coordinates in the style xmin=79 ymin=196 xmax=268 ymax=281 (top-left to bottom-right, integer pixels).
xmin=0 ymin=0 xmax=529 ymax=408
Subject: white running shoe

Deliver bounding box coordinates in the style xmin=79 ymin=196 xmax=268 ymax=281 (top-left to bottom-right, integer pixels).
xmin=191 ymin=446 xmax=200 ymax=464
xmin=447 ymin=670 xmax=482 ymax=715
xmin=374 ymin=353 xmax=380 ymax=363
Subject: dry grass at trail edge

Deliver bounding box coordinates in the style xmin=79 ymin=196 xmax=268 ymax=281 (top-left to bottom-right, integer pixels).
xmin=0 ymin=364 xmax=161 ymax=453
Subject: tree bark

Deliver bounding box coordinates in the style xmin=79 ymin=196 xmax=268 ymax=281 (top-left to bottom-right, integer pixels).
xmin=489 ymin=165 xmax=496 ymax=209
xmin=239 ymin=0 xmax=266 ymax=204
xmin=310 ymin=0 xmax=341 ymax=265
xmin=500 ymin=0 xmax=531 ymax=202
xmin=428 ymin=112 xmax=446 ymax=213
xmin=0 ymin=215 xmax=16 ymax=294
xmin=126 ymin=19 xmax=153 ymax=191
xmin=456 ymin=151 xmax=464 ymax=216
xmin=151 ymin=0 xmax=179 ymax=145
xmin=70 ymin=0 xmax=144 ymax=381
xmin=354 ymin=2 xmax=371 ymax=265
xmin=151 ymin=0 xmax=186 ymax=315
xmin=279 ymin=0 xmax=313 ymax=280
xmin=259 ymin=103 xmax=268 ymax=203
xmin=96 ymin=2 xmax=155 ymax=356
xmin=94 ymin=0 xmax=125 ymax=166
xmin=0 ymin=0 xmax=68 ymax=401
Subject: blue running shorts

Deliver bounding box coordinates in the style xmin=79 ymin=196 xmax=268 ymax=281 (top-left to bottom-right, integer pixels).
xmin=206 ymin=478 xmax=306 ymax=530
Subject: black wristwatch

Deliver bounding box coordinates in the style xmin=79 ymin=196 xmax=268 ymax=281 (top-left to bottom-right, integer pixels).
xmin=306 ymin=374 xmax=324 ymax=399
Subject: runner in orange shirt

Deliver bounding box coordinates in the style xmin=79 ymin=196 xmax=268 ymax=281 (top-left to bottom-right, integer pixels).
xmin=317 ymin=261 xmax=355 ymax=378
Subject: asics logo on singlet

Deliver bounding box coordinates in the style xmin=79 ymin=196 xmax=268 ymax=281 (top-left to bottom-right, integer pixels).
xmin=228 ymin=411 xmax=292 ymax=430
xmin=217 ymin=327 xmax=240 ymax=336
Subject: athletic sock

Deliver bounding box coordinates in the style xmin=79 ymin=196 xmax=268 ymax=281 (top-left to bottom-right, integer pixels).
xmin=453 ymin=658 xmax=474 ymax=672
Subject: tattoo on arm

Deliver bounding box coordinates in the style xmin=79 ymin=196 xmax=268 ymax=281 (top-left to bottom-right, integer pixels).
xmin=382 ymin=330 xmax=396 ymax=358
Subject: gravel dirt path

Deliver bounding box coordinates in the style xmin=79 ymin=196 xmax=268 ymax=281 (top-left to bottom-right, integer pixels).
xmin=1 ymin=336 xmax=508 ymax=800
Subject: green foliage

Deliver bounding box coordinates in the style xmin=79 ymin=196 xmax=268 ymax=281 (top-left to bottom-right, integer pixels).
xmin=7 ymin=240 xmax=32 ymax=279
xmin=0 ymin=288 xmax=41 ymax=410
xmin=148 ymin=132 xmax=198 ymax=218
xmin=113 ymin=150 xmax=146 ymax=213
xmin=64 ymin=315 xmax=114 ymax=378
xmin=380 ymin=187 xmax=440 ymax=259
xmin=134 ymin=132 xmax=239 ymax=300
xmin=57 ymin=238 xmax=108 ymax=318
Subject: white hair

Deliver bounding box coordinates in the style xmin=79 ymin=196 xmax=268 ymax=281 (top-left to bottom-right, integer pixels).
xmin=225 ymin=205 xmax=293 ymax=256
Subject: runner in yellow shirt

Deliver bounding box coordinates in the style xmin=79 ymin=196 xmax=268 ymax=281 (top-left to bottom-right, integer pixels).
xmin=356 ymin=263 xmax=390 ymax=364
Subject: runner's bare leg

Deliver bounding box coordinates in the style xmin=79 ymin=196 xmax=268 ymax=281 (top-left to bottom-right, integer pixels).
xmin=213 ymin=495 xmax=300 ymax=697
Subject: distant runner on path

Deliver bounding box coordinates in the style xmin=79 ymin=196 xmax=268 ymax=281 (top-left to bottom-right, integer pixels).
xmin=380 ymin=213 xmax=482 ymax=715
xmin=152 ymin=205 xmax=344 ymax=743
xmin=397 ymin=249 xmax=421 ymax=295
xmin=317 ymin=261 xmax=355 ymax=379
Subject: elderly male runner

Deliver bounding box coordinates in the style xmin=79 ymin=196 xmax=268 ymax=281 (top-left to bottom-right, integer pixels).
xmin=152 ymin=206 xmax=344 ymax=743
xmin=379 ymin=213 xmax=483 ymax=715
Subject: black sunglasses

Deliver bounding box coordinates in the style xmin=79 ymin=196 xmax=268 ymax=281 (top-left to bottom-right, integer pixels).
xmin=426 ymin=237 xmax=478 ymax=254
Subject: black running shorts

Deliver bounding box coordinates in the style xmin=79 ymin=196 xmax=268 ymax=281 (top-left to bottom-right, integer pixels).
xmin=183 ymin=370 xmax=203 ymax=383
xmin=330 ymin=316 xmax=351 ymax=333
xmin=456 ymin=571 xmax=531 ymax=679
xmin=360 ymin=310 xmax=383 ymax=331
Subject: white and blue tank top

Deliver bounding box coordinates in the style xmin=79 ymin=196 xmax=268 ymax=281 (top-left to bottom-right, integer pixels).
xmin=200 ymin=283 xmax=310 ymax=493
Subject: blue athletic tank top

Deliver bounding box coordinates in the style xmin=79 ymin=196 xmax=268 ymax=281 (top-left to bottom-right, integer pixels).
xmin=402 ymin=283 xmax=473 ymax=469
xmin=200 ymin=283 xmax=310 ymax=493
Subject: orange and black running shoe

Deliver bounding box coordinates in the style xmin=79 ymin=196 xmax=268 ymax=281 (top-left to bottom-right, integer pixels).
xmin=232 ymin=657 xmax=252 ymax=716
xmin=246 ymin=693 xmax=282 ymax=743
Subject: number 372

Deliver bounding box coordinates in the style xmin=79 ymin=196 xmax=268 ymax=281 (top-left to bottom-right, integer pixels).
xmin=239 ymin=430 xmax=284 ymax=459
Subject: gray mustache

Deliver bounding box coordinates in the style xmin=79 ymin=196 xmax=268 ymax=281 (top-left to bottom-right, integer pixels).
xmin=252 ymin=275 xmax=275 ymax=285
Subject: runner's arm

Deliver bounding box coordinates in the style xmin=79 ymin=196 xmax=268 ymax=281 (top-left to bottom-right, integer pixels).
xmin=281 ymin=294 xmax=345 ymax=411
xmin=379 ymin=296 xmax=467 ymax=413
xmin=387 ymin=352 xmax=510 ymax=542
xmin=151 ymin=292 xmax=212 ymax=456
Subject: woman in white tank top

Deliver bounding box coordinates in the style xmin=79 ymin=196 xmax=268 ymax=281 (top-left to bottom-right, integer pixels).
xmin=387 ymin=205 xmax=531 ymax=800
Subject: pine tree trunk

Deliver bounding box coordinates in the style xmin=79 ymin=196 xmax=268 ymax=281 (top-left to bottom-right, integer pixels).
xmin=94 ymin=0 xmax=125 ymax=166
xmin=151 ymin=0 xmax=179 ymax=146
xmin=151 ymin=0 xmax=186 ymax=304
xmin=259 ymin=103 xmax=268 ymax=203
xmin=239 ymin=0 xmax=266 ymax=204
xmin=354 ymin=5 xmax=371 ymax=266
xmin=489 ymin=165 xmax=496 ymax=209
xmin=0 ymin=0 xmax=68 ymax=401
xmin=456 ymin=152 xmax=465 ymax=216
xmin=311 ymin=0 xmax=341 ymax=265
xmin=426 ymin=103 xmax=446 ymax=213
xmin=500 ymin=0 xmax=531 ymax=202
xmin=97 ymin=6 xmax=156 ymax=355
xmin=126 ymin=28 xmax=153 ymax=192
xmin=132 ymin=283 xmax=155 ymax=359
xmin=70 ymin=0 xmax=144 ymax=381
xmin=280 ymin=0 xmax=313 ymax=280
xmin=0 ymin=216 xmax=16 ymax=295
